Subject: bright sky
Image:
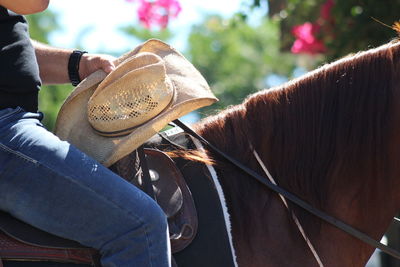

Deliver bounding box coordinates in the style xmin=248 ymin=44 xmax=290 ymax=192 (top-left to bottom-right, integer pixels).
xmin=49 ymin=0 xmax=243 ymax=53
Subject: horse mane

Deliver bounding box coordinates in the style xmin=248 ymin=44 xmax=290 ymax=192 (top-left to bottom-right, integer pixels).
xmin=193 ymin=40 xmax=400 ymax=239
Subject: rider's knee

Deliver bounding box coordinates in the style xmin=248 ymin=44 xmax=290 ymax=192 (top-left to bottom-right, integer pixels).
xmin=141 ymin=199 xmax=168 ymax=233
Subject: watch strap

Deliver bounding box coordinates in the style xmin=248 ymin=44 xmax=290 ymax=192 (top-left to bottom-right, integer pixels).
xmin=68 ymin=50 xmax=87 ymax=86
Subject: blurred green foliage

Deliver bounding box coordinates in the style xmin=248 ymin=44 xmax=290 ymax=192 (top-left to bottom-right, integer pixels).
xmin=27 ymin=9 xmax=175 ymax=131
xmin=246 ymin=0 xmax=400 ymax=61
xmin=27 ymin=10 xmax=74 ymax=131
xmin=121 ymin=13 xmax=298 ymax=115
xmin=186 ymin=14 xmax=296 ymax=114
xmin=26 ymin=0 xmax=400 ymax=129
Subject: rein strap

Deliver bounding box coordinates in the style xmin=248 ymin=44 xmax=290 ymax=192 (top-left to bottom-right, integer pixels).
xmin=173 ymin=119 xmax=400 ymax=260
xmin=252 ymin=149 xmax=324 ymax=267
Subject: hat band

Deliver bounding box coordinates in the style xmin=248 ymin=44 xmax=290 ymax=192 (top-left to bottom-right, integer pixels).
xmin=90 ymin=89 xmax=176 ymax=137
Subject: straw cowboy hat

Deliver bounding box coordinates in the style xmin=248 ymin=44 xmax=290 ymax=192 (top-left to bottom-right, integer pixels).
xmin=55 ymin=39 xmax=217 ymax=167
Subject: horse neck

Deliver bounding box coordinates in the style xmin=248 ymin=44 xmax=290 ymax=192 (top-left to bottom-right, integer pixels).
xmin=248 ymin=86 xmax=400 ymax=266
xmin=314 ymin=169 xmax=400 ymax=266
xmin=195 ymin=106 xmax=325 ymax=266
xmin=194 ymin=90 xmax=400 ymax=267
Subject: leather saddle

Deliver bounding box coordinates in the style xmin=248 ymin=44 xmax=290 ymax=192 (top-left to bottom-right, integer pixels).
xmin=0 ymin=148 xmax=198 ymax=265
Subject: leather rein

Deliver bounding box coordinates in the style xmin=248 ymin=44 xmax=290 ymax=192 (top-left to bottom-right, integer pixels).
xmin=172 ymin=119 xmax=400 ymax=261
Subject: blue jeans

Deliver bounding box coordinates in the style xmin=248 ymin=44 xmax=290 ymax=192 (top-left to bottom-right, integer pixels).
xmin=0 ymin=107 xmax=171 ymax=267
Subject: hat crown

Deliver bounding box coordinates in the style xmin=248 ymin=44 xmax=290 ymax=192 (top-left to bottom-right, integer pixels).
xmin=55 ymin=39 xmax=217 ymax=166
xmin=87 ymin=53 xmax=174 ymax=136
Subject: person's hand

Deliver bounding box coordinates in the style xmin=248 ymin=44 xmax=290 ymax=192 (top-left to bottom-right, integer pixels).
xmin=79 ymin=53 xmax=116 ymax=80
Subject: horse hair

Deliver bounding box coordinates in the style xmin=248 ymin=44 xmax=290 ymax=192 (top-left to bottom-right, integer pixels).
xmin=193 ymin=40 xmax=400 ymax=241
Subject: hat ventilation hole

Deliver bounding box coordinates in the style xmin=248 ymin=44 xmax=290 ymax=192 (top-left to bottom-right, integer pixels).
xmin=88 ymin=94 xmax=159 ymax=122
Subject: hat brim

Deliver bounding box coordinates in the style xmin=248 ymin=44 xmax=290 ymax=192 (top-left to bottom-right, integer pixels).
xmin=55 ymin=39 xmax=217 ymax=166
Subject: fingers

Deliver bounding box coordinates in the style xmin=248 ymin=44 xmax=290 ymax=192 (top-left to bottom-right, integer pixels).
xmin=100 ymin=58 xmax=116 ymax=74
xmin=79 ymin=54 xmax=116 ymax=80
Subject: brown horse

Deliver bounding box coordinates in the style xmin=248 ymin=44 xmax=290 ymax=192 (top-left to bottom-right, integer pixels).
xmin=189 ymin=39 xmax=400 ymax=267
xmin=2 ymin=40 xmax=400 ymax=266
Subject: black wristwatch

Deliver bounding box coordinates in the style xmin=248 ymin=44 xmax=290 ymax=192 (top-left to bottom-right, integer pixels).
xmin=68 ymin=50 xmax=87 ymax=86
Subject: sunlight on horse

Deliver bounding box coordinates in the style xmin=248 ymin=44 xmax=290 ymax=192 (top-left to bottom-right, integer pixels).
xmin=192 ymin=39 xmax=400 ymax=267
xmin=3 ymin=40 xmax=400 ymax=267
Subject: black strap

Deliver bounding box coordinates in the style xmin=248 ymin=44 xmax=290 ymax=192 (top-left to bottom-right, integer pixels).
xmin=137 ymin=146 xmax=155 ymax=199
xmin=172 ymin=119 xmax=400 ymax=260
xmin=68 ymin=50 xmax=87 ymax=86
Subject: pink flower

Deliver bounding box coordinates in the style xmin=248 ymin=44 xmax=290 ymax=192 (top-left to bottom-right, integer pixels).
xmin=135 ymin=0 xmax=181 ymax=29
xmin=291 ymin=38 xmax=326 ymax=54
xmin=290 ymin=0 xmax=335 ymax=55
xmin=291 ymin=22 xmax=326 ymax=54
xmin=292 ymin=22 xmax=319 ymax=43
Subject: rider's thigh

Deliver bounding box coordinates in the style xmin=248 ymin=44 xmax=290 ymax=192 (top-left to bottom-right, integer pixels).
xmin=0 ymin=107 xmax=170 ymax=267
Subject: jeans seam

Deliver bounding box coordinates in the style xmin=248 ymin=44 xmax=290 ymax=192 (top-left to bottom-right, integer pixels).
xmin=0 ymin=141 xmax=151 ymax=225
xmin=0 ymin=142 xmax=38 ymax=165
xmin=144 ymin=224 xmax=155 ymax=267
xmin=0 ymin=142 xmax=141 ymax=224
xmin=0 ymin=107 xmax=22 ymax=121
xmin=43 ymin=164 xmax=158 ymax=266
xmin=0 ymin=141 xmax=159 ymax=266
xmin=33 ymin=154 xmax=157 ymax=262
xmin=99 ymin=223 xmax=154 ymax=267
xmin=44 ymin=162 xmax=146 ymax=224
xmin=52 ymin=165 xmax=156 ymax=266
